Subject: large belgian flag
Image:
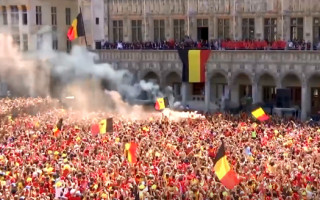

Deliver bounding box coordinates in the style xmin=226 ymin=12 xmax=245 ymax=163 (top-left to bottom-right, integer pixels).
xmin=178 ymin=49 xmax=211 ymax=83
xmin=213 ymin=142 xmax=240 ymax=189
xmin=67 ymin=13 xmax=85 ymax=41
xmin=99 ymin=118 xmax=113 ymax=134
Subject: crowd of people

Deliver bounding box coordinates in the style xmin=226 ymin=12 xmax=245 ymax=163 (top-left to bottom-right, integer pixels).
xmin=0 ymin=98 xmax=319 ymax=199
xmin=100 ymin=38 xmax=319 ymax=51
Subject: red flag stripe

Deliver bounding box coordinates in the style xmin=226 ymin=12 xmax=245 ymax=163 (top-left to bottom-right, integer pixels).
xmin=219 ymin=169 xmax=240 ymax=189
xmin=200 ymin=50 xmax=211 ymax=82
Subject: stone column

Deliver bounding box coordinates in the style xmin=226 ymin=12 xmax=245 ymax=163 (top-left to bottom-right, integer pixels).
xmin=205 ymin=79 xmax=211 ymax=112
xmin=222 ymin=83 xmax=231 ymax=112
xmin=301 ymin=81 xmax=310 ymax=121
xmin=212 ymin=17 xmax=218 ymax=40
xmin=252 ymin=81 xmax=259 ymax=104
xmin=181 ymin=82 xmax=188 ymax=107
xmin=257 ymin=84 xmax=263 ymax=103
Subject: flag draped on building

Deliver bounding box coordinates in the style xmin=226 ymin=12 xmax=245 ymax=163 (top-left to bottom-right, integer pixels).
xmin=178 ymin=49 xmax=211 ymax=83
xmin=67 ymin=13 xmax=85 ymax=41
xmin=252 ymin=107 xmax=269 ymax=122
xmin=155 ymin=97 xmax=169 ymax=110
xmin=213 ymin=141 xmax=240 ymax=189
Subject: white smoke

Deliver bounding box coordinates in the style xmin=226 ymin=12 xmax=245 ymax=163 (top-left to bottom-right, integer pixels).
xmin=0 ymin=33 xmax=171 ymax=111
xmin=0 ymin=32 xmax=207 ymax=122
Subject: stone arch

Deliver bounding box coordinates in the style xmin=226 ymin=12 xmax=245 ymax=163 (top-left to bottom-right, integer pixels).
xmin=257 ymin=72 xmax=277 ymax=104
xmin=164 ymin=71 xmax=182 ymax=98
xmin=281 ymin=73 xmax=301 ymax=87
xmin=256 ymin=72 xmax=277 ymax=83
xmin=308 ymin=73 xmax=320 ymax=115
xmin=281 ymin=73 xmax=301 ymax=107
xmin=230 ymin=70 xmax=253 ymax=85
xmin=209 ymin=71 xmax=228 ymax=103
xmin=306 ymin=71 xmax=320 ymax=82
xmin=208 ymin=69 xmax=229 ymax=82
xmin=141 ymin=70 xmax=160 ymax=84
xmin=230 ymin=72 xmax=252 ymax=108
xmin=165 ymin=71 xmax=181 ymax=85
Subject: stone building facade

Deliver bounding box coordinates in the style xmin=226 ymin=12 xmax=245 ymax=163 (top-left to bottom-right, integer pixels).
xmin=95 ymin=50 xmax=320 ymax=121
xmin=0 ymin=0 xmax=78 ymax=51
xmin=80 ymin=0 xmax=320 ymax=48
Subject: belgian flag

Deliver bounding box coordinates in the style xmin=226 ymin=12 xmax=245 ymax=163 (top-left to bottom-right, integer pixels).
xmin=252 ymin=107 xmax=269 ymax=122
xmin=155 ymin=97 xmax=169 ymax=111
xmin=53 ymin=118 xmax=63 ymax=137
xmin=178 ymin=49 xmax=211 ymax=83
xmin=125 ymin=142 xmax=138 ymax=163
xmin=67 ymin=13 xmax=85 ymax=41
xmin=99 ymin=118 xmax=113 ymax=134
xmin=213 ymin=141 xmax=239 ymax=189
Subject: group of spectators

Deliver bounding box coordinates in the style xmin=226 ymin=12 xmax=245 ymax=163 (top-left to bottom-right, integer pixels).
xmin=0 ymin=97 xmax=319 ymax=199
xmin=100 ymin=37 xmax=319 ymax=51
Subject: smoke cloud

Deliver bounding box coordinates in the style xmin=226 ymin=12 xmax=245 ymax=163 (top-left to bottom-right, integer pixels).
xmin=0 ymin=32 xmax=203 ymax=121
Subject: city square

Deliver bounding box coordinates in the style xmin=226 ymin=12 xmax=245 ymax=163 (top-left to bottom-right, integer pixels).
xmin=0 ymin=0 xmax=320 ymax=199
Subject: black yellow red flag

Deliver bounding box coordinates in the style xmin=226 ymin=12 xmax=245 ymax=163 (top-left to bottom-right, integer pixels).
xmin=213 ymin=141 xmax=240 ymax=189
xmin=67 ymin=13 xmax=85 ymax=40
xmin=98 ymin=118 xmax=113 ymax=134
xmin=178 ymin=49 xmax=211 ymax=83
xmin=155 ymin=97 xmax=169 ymax=110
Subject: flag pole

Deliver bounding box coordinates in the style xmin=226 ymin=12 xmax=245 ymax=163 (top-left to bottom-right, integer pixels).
xmin=79 ymin=7 xmax=88 ymax=47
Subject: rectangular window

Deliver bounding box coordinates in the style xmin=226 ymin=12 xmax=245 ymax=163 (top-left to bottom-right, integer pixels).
xmin=313 ymin=17 xmax=320 ymax=44
xmin=154 ymin=19 xmax=165 ymax=42
xmin=36 ymin=6 xmax=42 ymax=25
xmin=52 ymin=33 xmax=58 ymax=50
xmin=242 ymin=18 xmax=255 ymax=40
xmin=197 ymin=19 xmax=208 ymax=27
xmin=173 ymin=19 xmax=185 ymax=42
xmin=22 ymin=34 xmax=28 ymax=51
xmin=96 ymin=17 xmax=99 ymax=25
xmin=2 ymin=6 xmax=7 ymax=25
xmin=37 ymin=34 xmax=43 ymax=50
xmin=262 ymin=86 xmax=276 ymax=103
xmin=66 ymin=8 xmax=71 ymax=25
xmin=22 ymin=5 xmax=28 ymax=25
xmin=264 ymin=18 xmax=277 ymax=42
xmin=10 ymin=6 xmax=19 ymax=26
xmin=12 ymin=34 xmax=20 ymax=48
xmin=218 ymin=18 xmax=230 ymax=39
xmin=290 ymin=17 xmax=303 ymax=41
xmin=131 ymin=20 xmax=142 ymax=42
xmin=192 ymin=83 xmax=205 ymax=96
xmin=51 ymin=7 xmax=57 ymax=26
xmin=113 ymin=20 xmax=123 ymax=43
xmin=66 ymin=40 xmax=72 ymax=53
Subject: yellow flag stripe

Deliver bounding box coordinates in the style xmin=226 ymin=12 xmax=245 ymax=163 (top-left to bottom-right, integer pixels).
xmin=252 ymin=107 xmax=265 ymax=118
xmin=188 ymin=50 xmax=201 ymax=83
xmin=158 ymin=98 xmax=165 ymax=110
xmin=99 ymin=119 xmax=107 ymax=134
xmin=214 ymin=156 xmax=231 ymax=180
xmin=71 ymin=19 xmax=78 ymax=38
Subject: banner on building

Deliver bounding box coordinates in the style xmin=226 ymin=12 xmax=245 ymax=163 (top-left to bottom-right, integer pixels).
xmin=178 ymin=49 xmax=211 ymax=83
